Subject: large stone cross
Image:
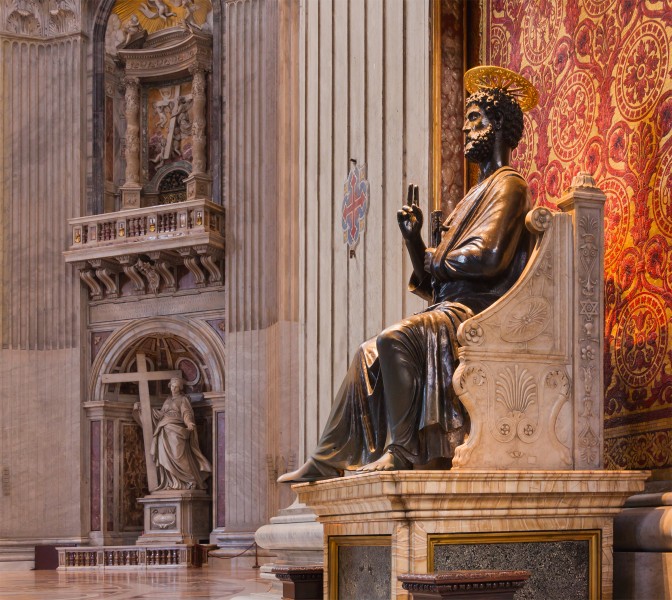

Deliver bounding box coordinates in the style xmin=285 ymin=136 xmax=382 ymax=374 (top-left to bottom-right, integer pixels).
xmin=101 ymin=352 xmax=180 ymax=492
xmin=164 ymin=83 xmax=182 ymax=160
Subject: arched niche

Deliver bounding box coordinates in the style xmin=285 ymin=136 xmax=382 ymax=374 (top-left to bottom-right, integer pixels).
xmin=85 ymin=316 xmax=224 ymax=544
xmin=90 ymin=316 xmax=225 ymax=402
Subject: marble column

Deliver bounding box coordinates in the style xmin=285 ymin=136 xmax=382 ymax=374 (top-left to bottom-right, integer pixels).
xmin=185 ymin=65 xmax=212 ymax=200
xmin=216 ymin=0 xmax=301 ymax=561
xmin=120 ymin=75 xmax=142 ymax=208
xmin=0 ymin=3 xmax=87 ymax=569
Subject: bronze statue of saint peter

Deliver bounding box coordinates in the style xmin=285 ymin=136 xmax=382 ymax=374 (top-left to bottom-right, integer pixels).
xmin=279 ymin=67 xmax=538 ymax=483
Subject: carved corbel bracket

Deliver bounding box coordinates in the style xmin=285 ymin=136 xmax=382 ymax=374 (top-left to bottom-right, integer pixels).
xmin=147 ymin=251 xmax=179 ymax=293
xmin=194 ymin=245 xmax=223 ymax=286
xmin=74 ymin=261 xmax=104 ymax=301
xmin=117 ymin=254 xmax=146 ymax=295
xmin=89 ymin=258 xmax=122 ymax=299
xmin=176 ymin=247 xmax=206 ymax=288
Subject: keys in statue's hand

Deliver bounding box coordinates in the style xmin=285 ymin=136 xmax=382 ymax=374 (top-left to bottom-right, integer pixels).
xmin=397 ymin=184 xmax=423 ymax=240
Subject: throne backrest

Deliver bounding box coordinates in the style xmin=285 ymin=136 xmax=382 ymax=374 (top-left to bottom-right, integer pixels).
xmin=451 ymin=173 xmax=606 ymax=471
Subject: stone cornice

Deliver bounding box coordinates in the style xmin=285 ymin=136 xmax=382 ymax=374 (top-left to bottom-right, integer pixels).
xmin=117 ymin=29 xmax=212 ymax=81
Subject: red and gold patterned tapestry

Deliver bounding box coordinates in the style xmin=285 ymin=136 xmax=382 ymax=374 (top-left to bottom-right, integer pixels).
xmin=481 ymin=0 xmax=672 ymax=470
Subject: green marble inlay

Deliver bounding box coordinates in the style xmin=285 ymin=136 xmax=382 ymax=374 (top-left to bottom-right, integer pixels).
xmin=434 ymin=540 xmax=589 ymax=600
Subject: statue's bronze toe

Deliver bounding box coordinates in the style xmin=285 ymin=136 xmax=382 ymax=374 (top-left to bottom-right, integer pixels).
xmin=277 ymin=458 xmax=337 ymax=483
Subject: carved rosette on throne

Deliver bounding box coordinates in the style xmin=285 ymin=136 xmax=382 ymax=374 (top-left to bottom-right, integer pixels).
xmin=292 ymin=174 xmax=649 ymax=600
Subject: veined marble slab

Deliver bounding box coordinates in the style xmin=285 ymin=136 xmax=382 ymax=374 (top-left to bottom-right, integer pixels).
xmin=294 ymin=470 xmax=649 ymax=600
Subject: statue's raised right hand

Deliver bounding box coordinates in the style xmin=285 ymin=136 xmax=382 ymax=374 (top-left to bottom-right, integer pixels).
xmin=397 ymin=184 xmax=423 ymax=240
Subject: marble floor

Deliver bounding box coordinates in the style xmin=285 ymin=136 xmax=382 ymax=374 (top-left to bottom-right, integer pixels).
xmin=0 ymin=566 xmax=274 ymax=599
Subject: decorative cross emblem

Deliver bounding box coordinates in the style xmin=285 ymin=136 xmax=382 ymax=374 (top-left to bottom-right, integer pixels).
xmin=342 ymin=161 xmax=370 ymax=250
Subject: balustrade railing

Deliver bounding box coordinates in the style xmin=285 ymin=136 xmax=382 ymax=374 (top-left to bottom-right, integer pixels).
xmin=64 ymin=200 xmax=225 ymax=298
xmin=67 ymin=199 xmax=223 ymax=254
xmin=57 ymin=545 xmax=193 ymax=569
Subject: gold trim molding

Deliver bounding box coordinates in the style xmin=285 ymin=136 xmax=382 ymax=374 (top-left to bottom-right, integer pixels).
xmin=428 ymin=529 xmax=601 ymax=600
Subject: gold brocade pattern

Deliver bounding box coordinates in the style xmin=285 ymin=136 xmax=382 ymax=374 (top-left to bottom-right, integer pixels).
xmin=481 ymin=0 xmax=672 ymax=470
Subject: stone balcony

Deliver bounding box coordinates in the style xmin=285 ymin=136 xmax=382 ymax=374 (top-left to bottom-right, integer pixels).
xmin=64 ymin=199 xmax=224 ymax=300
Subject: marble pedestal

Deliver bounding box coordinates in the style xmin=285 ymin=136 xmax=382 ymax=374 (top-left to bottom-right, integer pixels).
xmin=613 ymin=483 xmax=672 ymax=599
xmin=294 ymin=470 xmax=648 ymax=600
xmin=136 ymin=490 xmax=210 ymax=546
xmin=251 ymin=500 xmax=324 ymax=598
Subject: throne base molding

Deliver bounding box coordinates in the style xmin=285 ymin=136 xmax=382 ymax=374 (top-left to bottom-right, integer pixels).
xmin=294 ymin=469 xmax=648 ymax=600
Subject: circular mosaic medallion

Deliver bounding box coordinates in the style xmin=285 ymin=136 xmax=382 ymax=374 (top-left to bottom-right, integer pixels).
xmin=615 ymin=20 xmax=669 ymax=121
xmin=522 ymin=2 xmax=561 ymax=65
xmin=550 ymin=71 xmax=597 ymax=161
xmin=653 ymin=150 xmax=672 ymax=238
xmin=602 ymin=178 xmax=632 ymax=271
xmin=176 ymin=357 xmax=201 ymax=386
xmin=614 ymin=293 xmax=668 ymax=388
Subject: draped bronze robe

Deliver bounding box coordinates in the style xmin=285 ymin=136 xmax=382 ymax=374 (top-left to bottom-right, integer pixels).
xmin=310 ymin=167 xmax=530 ymax=475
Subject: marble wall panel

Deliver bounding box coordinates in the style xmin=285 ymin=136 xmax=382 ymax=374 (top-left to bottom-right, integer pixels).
xmin=0 ymin=349 xmax=84 ymax=540
xmin=121 ymin=423 xmax=146 ymax=530
xmin=90 ymin=421 xmax=102 ymax=532
xmin=337 ymin=545 xmax=391 ymax=600
xmin=216 ymin=411 xmax=225 ymax=528
xmin=105 ymin=420 xmax=114 ymax=532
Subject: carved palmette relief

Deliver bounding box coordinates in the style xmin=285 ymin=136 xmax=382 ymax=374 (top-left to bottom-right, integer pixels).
xmin=4 ymin=0 xmax=41 ymax=35
xmin=491 ymin=365 xmax=539 ymax=444
xmin=47 ymin=0 xmax=78 ymax=35
xmin=1 ymin=0 xmax=80 ymax=36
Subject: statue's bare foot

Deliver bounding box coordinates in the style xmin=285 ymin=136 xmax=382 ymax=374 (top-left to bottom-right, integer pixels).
xmin=277 ymin=458 xmax=339 ymax=483
xmin=357 ymin=449 xmax=411 ymax=473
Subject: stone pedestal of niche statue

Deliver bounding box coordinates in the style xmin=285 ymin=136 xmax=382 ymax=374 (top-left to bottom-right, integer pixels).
xmin=104 ymin=355 xmax=212 ymax=546
xmin=283 ymin=67 xmax=650 ymax=600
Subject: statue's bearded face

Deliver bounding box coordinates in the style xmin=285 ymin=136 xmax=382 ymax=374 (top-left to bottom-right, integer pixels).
xmin=463 ymin=102 xmax=497 ymax=162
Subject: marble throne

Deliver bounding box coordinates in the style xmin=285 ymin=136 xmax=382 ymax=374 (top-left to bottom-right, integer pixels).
xmin=292 ymin=174 xmax=649 ymax=600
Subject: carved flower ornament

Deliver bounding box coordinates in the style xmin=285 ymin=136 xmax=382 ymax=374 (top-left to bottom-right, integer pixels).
xmin=463 ymin=323 xmax=484 ymax=344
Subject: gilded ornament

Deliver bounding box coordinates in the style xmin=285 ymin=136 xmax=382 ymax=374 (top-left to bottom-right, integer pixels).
xmin=464 ymin=66 xmax=539 ymax=112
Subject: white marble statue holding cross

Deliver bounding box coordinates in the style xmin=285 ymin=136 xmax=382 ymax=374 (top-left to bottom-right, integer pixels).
xmin=102 ymin=353 xmax=211 ymax=492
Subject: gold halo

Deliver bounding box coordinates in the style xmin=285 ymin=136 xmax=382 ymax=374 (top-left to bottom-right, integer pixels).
xmin=464 ymin=66 xmax=539 ymax=112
